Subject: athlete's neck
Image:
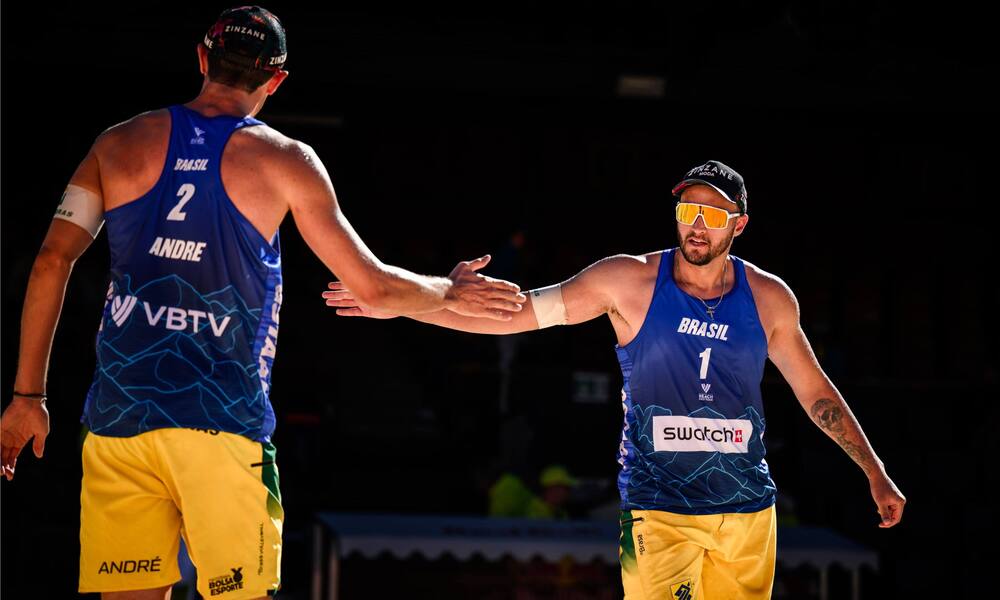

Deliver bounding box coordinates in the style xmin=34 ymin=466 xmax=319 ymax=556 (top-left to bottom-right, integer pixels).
xmin=672 ymin=249 xmax=732 ymax=298
xmin=187 ymin=82 xmax=266 ymax=119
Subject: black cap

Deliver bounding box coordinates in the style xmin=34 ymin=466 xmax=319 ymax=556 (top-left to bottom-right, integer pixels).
xmin=203 ymin=6 xmax=287 ymax=72
xmin=672 ymin=160 xmax=748 ymax=214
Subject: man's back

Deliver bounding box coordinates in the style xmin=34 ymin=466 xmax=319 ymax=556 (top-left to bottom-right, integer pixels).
xmin=0 ymin=8 xmax=528 ymax=596
xmin=97 ymin=105 xmax=298 ymax=243
xmin=84 ymin=104 xmax=287 ymax=442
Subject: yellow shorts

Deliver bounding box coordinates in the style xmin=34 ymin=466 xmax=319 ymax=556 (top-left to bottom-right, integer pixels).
xmin=619 ymin=506 xmax=776 ymax=600
xmin=79 ymin=428 xmax=284 ymax=598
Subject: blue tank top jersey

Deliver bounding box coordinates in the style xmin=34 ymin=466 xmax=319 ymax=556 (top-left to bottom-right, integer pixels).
xmin=81 ymin=105 xmax=282 ymax=442
xmin=615 ymin=248 xmax=775 ymax=514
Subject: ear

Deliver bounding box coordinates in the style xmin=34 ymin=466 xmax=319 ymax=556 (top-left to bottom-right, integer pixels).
xmin=733 ymin=214 xmax=749 ymax=237
xmin=197 ymin=44 xmax=209 ymax=76
xmin=265 ymin=70 xmax=289 ymax=95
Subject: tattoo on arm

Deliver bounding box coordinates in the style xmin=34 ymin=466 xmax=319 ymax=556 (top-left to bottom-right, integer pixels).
xmin=810 ymin=398 xmax=876 ymax=475
xmin=810 ymin=398 xmax=845 ymax=433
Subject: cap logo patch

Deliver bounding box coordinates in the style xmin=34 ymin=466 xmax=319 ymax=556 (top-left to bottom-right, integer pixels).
xmin=223 ymin=24 xmax=266 ymax=40
xmin=686 ymin=164 xmax=733 ymax=180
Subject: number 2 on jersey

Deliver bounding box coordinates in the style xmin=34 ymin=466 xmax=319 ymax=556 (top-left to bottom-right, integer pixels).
xmin=698 ymin=347 xmax=712 ymax=380
xmin=167 ymin=184 xmax=195 ymax=221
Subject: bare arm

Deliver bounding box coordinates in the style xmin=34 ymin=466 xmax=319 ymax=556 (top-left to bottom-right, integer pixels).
xmin=763 ymin=275 xmax=906 ymax=527
xmin=283 ymin=143 xmax=523 ymax=318
xmin=1 ymin=148 xmax=100 ymax=479
xmin=324 ymin=254 xmax=632 ymax=334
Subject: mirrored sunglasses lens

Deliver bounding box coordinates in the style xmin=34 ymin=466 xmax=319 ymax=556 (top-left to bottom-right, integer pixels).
xmin=700 ymin=206 xmax=730 ymax=228
xmin=676 ymin=203 xmax=701 ymax=225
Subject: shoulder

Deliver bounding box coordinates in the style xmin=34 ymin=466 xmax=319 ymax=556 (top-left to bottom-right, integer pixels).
xmin=230 ymin=122 xmax=300 ymax=151
xmin=232 ymin=125 xmax=317 ymax=163
xmin=228 ymin=125 xmax=328 ymax=180
xmin=93 ymin=109 xmax=170 ymax=155
xmin=100 ymin=109 xmax=170 ymax=137
xmin=89 ymin=110 xmax=172 ymax=188
xmin=577 ymin=251 xmax=662 ymax=279
xmin=741 ymin=258 xmax=799 ymax=323
xmin=563 ymin=251 xmax=662 ymax=313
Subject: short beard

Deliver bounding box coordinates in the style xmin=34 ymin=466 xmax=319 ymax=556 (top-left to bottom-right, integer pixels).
xmin=678 ymin=227 xmax=735 ymax=266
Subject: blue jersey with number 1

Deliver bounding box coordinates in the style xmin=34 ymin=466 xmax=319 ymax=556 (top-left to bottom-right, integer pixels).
xmin=81 ymin=105 xmax=282 ymax=443
xmin=615 ymin=249 xmax=775 ymax=514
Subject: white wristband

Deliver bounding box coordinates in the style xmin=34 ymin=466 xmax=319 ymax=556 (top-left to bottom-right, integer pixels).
xmin=530 ymin=284 xmax=568 ymax=329
xmin=54 ymin=184 xmax=105 ymax=238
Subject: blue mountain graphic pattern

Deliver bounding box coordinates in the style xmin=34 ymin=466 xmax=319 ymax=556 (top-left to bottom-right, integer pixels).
xmin=82 ymin=273 xmax=276 ymax=441
xmin=619 ymin=402 xmax=775 ymax=513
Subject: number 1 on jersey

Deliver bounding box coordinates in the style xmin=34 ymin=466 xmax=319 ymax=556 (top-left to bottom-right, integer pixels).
xmin=698 ymin=347 xmax=712 ymax=380
xmin=167 ymin=184 xmax=196 ymax=221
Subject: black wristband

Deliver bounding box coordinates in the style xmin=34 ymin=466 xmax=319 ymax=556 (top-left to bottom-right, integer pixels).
xmin=13 ymin=391 xmax=47 ymax=400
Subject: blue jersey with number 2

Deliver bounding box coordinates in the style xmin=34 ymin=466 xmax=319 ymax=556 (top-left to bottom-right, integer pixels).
xmin=82 ymin=105 xmax=282 ymax=442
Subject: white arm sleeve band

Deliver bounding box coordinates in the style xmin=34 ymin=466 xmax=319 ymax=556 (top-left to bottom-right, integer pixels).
xmin=53 ymin=184 xmax=105 ymax=238
xmin=530 ymin=284 xmax=568 ymax=329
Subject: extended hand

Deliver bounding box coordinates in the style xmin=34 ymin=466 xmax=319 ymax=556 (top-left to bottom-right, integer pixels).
xmin=444 ymin=255 xmax=526 ymax=321
xmin=870 ymin=473 xmax=906 ymax=528
xmin=323 ymin=281 xmax=398 ymax=318
xmin=1 ymin=396 xmax=50 ymax=481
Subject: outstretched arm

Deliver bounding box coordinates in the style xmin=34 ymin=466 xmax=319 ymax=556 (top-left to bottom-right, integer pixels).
xmin=2 ymin=148 xmax=100 ymax=480
xmin=281 ymin=142 xmax=523 ymax=319
xmin=764 ymin=277 xmax=906 ymax=528
xmin=324 ymin=254 xmax=631 ymax=334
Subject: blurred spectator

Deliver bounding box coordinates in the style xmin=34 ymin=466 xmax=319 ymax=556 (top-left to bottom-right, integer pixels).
xmin=488 ymin=465 xmax=578 ymax=519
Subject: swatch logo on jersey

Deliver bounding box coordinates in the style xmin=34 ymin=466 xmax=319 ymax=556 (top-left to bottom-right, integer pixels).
xmin=652 ymin=416 xmax=751 ymax=453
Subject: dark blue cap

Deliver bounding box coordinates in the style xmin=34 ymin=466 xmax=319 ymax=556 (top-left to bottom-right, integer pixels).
xmin=203 ymin=6 xmax=287 ymax=72
xmin=672 ymin=160 xmax=748 ymax=215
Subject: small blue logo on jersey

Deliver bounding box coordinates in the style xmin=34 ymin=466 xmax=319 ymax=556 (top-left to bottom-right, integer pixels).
xmin=190 ymin=127 xmax=206 ymax=145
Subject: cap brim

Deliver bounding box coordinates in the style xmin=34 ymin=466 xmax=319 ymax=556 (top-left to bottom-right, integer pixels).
xmin=671 ymin=178 xmax=736 ymax=207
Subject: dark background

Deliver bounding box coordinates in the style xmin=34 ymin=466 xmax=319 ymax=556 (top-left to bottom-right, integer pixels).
xmin=2 ymin=1 xmax=996 ymax=598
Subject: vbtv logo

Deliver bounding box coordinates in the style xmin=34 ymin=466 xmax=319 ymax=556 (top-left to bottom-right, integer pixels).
xmin=108 ymin=295 xmax=231 ymax=337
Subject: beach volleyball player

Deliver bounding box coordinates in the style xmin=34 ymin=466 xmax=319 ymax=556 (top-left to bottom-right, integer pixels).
xmin=0 ymin=6 xmax=524 ymax=598
xmin=325 ymin=160 xmax=905 ymax=599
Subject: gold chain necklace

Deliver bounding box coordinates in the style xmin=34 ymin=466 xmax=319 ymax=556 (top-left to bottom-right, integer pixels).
xmin=698 ymin=258 xmax=728 ymax=320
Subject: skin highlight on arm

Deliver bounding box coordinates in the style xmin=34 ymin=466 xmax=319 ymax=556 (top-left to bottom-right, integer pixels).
xmin=324 ymin=253 xmax=655 ymax=340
